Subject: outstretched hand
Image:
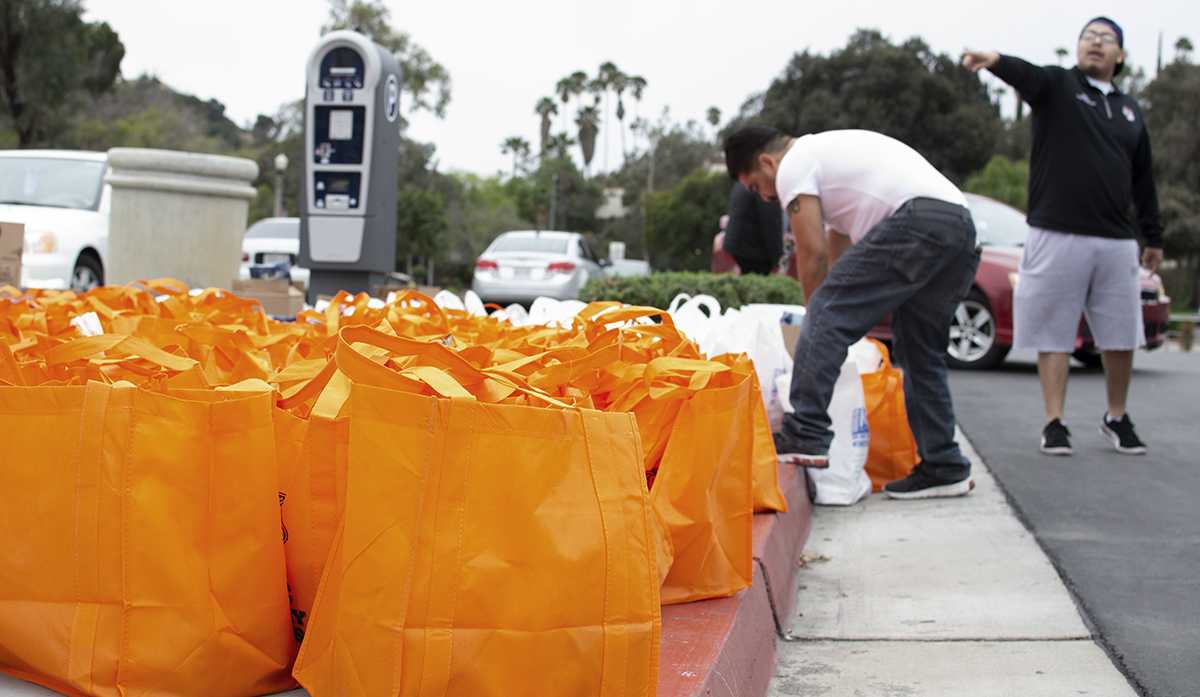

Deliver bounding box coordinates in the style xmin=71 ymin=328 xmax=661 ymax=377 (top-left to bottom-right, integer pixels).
xmin=961 ymin=50 xmax=1000 ymax=73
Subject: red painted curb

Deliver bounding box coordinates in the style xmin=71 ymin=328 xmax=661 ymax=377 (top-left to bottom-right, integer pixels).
xmin=657 ymin=466 xmax=814 ymax=697
xmin=753 ymin=465 xmax=814 ymax=633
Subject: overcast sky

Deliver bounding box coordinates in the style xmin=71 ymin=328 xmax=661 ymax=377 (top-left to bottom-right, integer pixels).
xmin=83 ymin=0 xmax=1196 ymax=176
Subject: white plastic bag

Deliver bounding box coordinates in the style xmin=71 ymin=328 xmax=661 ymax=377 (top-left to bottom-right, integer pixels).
xmin=433 ymin=289 xmax=466 ymax=311
xmin=463 ymin=290 xmax=487 ymax=317
xmin=706 ymin=308 xmax=793 ymax=430
xmin=777 ymin=352 xmax=871 ymax=506
xmin=527 ymin=297 xmax=587 ymax=327
xmin=847 ymin=338 xmax=884 ymax=375
xmin=667 ymin=293 xmax=723 ymax=346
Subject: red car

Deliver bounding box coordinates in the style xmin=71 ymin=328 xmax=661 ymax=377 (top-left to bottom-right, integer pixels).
xmin=869 ymin=193 xmax=1171 ymax=369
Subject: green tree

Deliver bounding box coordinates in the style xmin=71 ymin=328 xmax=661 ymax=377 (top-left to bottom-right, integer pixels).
xmin=1054 ymin=46 xmax=1069 ymax=65
xmin=1143 ymin=59 xmax=1200 ymax=306
xmin=0 ymin=0 xmax=124 ymax=146
xmin=963 ymin=155 xmax=1029 ymax=210
xmin=395 ymin=186 xmax=447 ymax=284
xmin=322 ymin=0 xmax=451 ymax=127
xmin=740 ymin=29 xmax=1002 ymax=183
xmin=642 ymin=169 xmax=729 ymax=271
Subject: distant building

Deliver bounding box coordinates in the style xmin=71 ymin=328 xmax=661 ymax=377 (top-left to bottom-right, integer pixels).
xmin=595 ymin=187 xmax=628 ymax=220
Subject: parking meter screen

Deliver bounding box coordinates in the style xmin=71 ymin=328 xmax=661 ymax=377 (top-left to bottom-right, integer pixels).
xmin=312 ymin=106 xmax=366 ymax=164
xmin=319 ymin=47 xmax=365 ymax=89
xmin=329 ymin=110 xmax=354 ymax=140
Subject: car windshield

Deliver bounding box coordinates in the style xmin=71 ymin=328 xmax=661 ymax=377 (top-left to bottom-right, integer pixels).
xmin=245 ymin=220 xmax=299 ymax=239
xmin=490 ymin=235 xmax=569 ymax=254
xmin=968 ymin=196 xmax=1028 ymax=247
xmin=0 ymin=157 xmax=105 ymax=211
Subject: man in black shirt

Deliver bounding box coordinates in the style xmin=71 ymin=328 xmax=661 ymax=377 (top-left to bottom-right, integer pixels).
xmin=722 ymin=182 xmax=784 ymax=275
xmin=963 ymin=16 xmax=1163 ymax=456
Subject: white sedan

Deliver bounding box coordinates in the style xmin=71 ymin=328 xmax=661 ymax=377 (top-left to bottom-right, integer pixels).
xmin=470 ymin=230 xmax=609 ymax=305
xmin=0 ymin=150 xmax=109 ymax=290
xmin=239 ymin=217 xmax=310 ymax=290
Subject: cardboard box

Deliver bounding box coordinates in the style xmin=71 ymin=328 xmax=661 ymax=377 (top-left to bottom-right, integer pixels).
xmin=233 ymin=278 xmax=305 ymax=317
xmin=781 ymin=323 xmax=802 ymax=356
xmin=0 ymin=222 xmax=23 ymax=288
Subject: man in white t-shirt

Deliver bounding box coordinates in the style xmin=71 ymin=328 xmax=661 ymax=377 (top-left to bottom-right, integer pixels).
xmin=723 ymin=126 xmax=981 ymax=499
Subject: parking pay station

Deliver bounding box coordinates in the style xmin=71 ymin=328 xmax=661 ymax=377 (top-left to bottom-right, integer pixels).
xmin=299 ymin=30 xmax=402 ymax=301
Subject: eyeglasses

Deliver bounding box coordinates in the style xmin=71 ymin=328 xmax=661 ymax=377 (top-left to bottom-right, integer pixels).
xmin=1080 ymin=30 xmax=1119 ymax=46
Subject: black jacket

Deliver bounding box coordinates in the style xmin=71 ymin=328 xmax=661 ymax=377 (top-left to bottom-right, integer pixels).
xmin=990 ymin=56 xmax=1162 ymax=248
xmin=723 ymin=183 xmax=784 ymax=272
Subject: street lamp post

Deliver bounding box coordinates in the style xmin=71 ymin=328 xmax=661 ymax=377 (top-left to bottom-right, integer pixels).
xmin=273 ymin=153 xmax=289 ymax=218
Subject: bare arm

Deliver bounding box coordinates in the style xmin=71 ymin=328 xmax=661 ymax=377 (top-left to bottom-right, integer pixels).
xmin=786 ymin=195 xmax=829 ymax=301
xmin=826 ymin=227 xmax=851 ymax=267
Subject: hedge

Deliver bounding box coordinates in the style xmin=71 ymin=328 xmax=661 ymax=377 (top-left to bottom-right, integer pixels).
xmin=580 ymin=272 xmax=804 ymax=310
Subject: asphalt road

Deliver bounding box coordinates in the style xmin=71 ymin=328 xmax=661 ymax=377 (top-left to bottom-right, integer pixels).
xmin=949 ymin=345 xmax=1200 ymax=697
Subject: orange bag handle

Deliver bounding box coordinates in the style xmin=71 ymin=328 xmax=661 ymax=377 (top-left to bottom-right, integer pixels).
xmin=339 ymin=325 xmax=571 ymax=408
xmin=42 ymin=334 xmax=198 ymax=372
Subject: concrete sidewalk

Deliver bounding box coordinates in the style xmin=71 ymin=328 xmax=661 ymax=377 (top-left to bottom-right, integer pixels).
xmin=769 ymin=431 xmax=1139 ymax=696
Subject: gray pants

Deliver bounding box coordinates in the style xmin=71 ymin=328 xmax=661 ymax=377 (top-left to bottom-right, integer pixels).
xmin=783 ymin=198 xmax=980 ymax=482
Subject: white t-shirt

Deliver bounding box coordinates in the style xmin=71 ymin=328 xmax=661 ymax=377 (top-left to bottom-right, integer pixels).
xmin=1086 ymin=75 xmax=1114 ymax=95
xmin=774 ymin=130 xmax=967 ymax=244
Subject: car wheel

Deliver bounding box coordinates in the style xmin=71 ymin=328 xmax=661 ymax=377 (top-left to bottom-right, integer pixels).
xmin=71 ymin=254 xmax=104 ymax=292
xmin=1072 ymin=347 xmax=1104 ymax=369
xmin=947 ymin=290 xmax=1010 ymax=370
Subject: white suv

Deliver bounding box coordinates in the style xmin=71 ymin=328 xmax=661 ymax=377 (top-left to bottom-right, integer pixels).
xmin=0 ymin=150 xmax=109 ymax=290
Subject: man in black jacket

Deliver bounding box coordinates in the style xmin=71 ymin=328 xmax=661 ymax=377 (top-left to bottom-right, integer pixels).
xmin=722 ymin=182 xmax=784 ymax=275
xmin=963 ymin=16 xmax=1163 ymax=457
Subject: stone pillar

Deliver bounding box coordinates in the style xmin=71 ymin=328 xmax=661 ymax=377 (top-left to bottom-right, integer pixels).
xmin=105 ymin=148 xmax=259 ymax=289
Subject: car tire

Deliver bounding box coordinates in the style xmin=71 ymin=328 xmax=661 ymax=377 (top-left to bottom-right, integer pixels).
xmin=946 ymin=290 xmax=1010 ymax=370
xmin=71 ymin=253 xmax=104 ymax=292
xmin=1072 ymin=347 xmax=1104 ymax=369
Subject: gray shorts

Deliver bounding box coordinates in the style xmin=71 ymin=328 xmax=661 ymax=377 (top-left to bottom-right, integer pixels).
xmin=1013 ymin=227 xmax=1143 ymax=352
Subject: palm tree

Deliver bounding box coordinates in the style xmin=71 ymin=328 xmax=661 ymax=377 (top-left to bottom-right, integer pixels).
xmin=706 ymin=106 xmax=722 ymax=142
xmin=500 ymin=136 xmax=530 ymax=178
xmin=626 ymin=75 xmax=647 ymax=160
xmin=576 ymin=106 xmax=600 ymax=175
xmin=596 ymin=62 xmax=622 ymax=171
xmin=610 ymin=70 xmax=629 ymax=164
xmin=534 ymin=97 xmax=558 ymax=157
xmin=545 ymin=132 xmax=575 ymax=161
xmin=554 ymin=71 xmax=589 ymax=140
xmin=1055 ymin=46 xmax=1069 ymax=65
xmin=1177 ymin=36 xmax=1194 ymax=63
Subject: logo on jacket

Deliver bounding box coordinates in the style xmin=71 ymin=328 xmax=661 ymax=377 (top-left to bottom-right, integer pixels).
xmin=1075 ymin=92 xmax=1097 ymax=107
xmin=1123 ymin=105 xmax=1136 ymax=122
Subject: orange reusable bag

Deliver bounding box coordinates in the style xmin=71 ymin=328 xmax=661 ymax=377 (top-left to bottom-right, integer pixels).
xmin=651 ymin=371 xmax=756 ymax=605
xmin=860 ymin=339 xmax=921 ymax=490
xmin=292 ymin=380 xmax=660 ymax=697
xmin=0 ymin=382 xmax=295 ymax=696
xmin=272 ymin=408 xmax=349 ymax=646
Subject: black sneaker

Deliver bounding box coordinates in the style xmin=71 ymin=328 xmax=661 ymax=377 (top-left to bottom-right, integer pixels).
xmin=1100 ymin=413 xmax=1147 ymax=455
xmin=772 ymin=432 xmax=829 ymax=468
xmin=1040 ymin=419 xmax=1073 ymax=456
xmin=883 ymin=467 xmax=974 ymax=500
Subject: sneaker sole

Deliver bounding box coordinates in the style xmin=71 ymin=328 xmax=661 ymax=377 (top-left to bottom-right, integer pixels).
xmin=884 ymin=479 xmax=975 ymax=500
xmin=1040 ymin=441 xmax=1073 ymax=456
xmin=1099 ymin=425 xmax=1147 ymax=455
xmin=777 ymin=454 xmax=830 ymax=469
